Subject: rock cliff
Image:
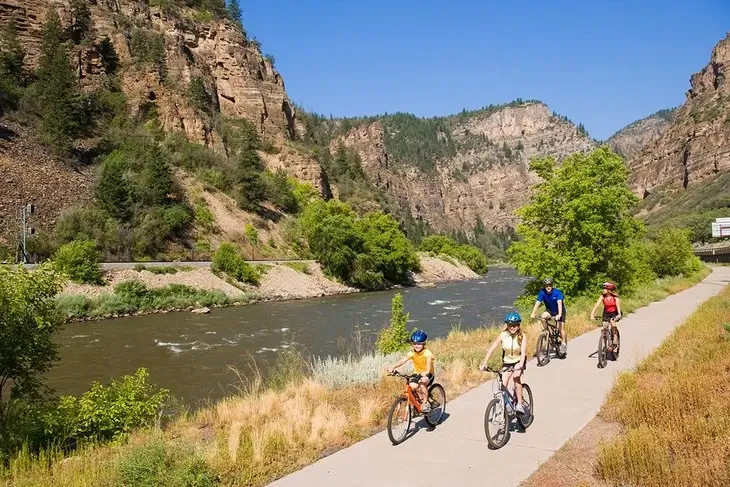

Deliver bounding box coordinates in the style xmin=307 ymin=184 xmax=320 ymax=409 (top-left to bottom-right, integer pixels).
xmin=606 ymin=109 xmax=676 ymax=160
xmin=332 ymin=102 xmax=596 ymax=232
xmin=629 ymin=34 xmax=730 ymax=199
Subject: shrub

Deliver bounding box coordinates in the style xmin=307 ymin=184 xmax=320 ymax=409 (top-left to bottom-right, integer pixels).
xmin=211 ymin=243 xmax=260 ymax=285
xmin=312 ymin=352 xmax=401 ymax=389
xmin=40 ymin=368 xmax=168 ymax=446
xmin=647 ymin=227 xmax=701 ymax=277
xmin=116 ymin=437 xmax=217 ymax=487
xmin=376 ymin=293 xmax=412 ymax=354
xmin=420 ymin=234 xmax=489 ymax=274
xmin=52 ymin=240 xmax=104 ymax=284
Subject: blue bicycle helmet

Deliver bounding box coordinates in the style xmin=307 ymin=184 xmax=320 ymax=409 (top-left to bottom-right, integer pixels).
xmin=504 ymin=312 xmax=522 ymax=325
xmin=410 ymin=329 xmax=428 ymax=343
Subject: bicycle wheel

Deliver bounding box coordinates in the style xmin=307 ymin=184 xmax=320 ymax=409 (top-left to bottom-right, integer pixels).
xmin=387 ymin=397 xmax=411 ymax=445
xmin=597 ymin=329 xmax=608 ymax=369
xmin=555 ymin=331 xmax=567 ymax=359
xmin=484 ymin=397 xmax=510 ymax=449
xmin=536 ymin=331 xmax=550 ymax=366
xmin=610 ymin=327 xmax=621 ymax=360
xmin=425 ymin=383 xmax=446 ymax=427
xmin=517 ymin=383 xmax=534 ymax=429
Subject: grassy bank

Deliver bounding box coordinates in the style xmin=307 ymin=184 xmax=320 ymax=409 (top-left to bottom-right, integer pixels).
xmin=595 ymin=280 xmax=730 ymax=487
xmin=1 ymin=267 xmax=711 ymax=486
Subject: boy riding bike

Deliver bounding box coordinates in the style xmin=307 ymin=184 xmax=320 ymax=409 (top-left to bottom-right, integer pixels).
xmin=530 ymin=277 xmax=567 ymax=355
xmin=480 ymin=312 xmax=528 ymax=414
xmin=386 ymin=329 xmax=435 ymax=413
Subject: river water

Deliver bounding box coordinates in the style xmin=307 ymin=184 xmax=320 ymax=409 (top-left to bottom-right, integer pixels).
xmin=46 ymin=265 xmax=528 ymax=405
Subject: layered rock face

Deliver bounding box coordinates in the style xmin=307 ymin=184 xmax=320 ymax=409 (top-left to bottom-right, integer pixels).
xmin=334 ymin=102 xmax=596 ymax=232
xmin=606 ymin=110 xmax=675 ymax=160
xmin=629 ymin=34 xmax=730 ymax=198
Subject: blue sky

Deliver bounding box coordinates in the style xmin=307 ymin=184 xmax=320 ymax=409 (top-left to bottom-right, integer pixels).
xmin=238 ymin=1 xmax=728 ymax=140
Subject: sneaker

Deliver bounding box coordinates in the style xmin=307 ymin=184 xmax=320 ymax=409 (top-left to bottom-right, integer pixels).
xmin=559 ymin=343 xmax=567 ymax=355
xmin=515 ymin=402 xmax=525 ymax=414
xmin=421 ymin=402 xmax=431 ymax=413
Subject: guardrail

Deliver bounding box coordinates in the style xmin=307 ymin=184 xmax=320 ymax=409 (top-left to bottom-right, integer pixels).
xmin=693 ymin=246 xmax=730 ymax=263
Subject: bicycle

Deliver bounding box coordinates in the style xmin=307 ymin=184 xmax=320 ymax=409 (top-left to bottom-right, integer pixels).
xmin=481 ymin=365 xmax=534 ymax=449
xmin=535 ymin=316 xmax=567 ymax=366
xmin=594 ymin=316 xmax=621 ymax=368
xmin=385 ymin=370 xmax=447 ymax=445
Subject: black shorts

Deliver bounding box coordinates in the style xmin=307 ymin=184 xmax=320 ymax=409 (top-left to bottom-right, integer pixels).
xmin=503 ymin=362 xmax=526 ymax=372
xmin=602 ymin=311 xmax=619 ymax=322
xmin=408 ymin=373 xmax=434 ymax=386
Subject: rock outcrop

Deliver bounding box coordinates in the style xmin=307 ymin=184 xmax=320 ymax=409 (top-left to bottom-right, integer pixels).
xmin=629 ymin=34 xmax=730 ymax=199
xmin=606 ymin=109 xmax=676 ymax=160
xmin=333 ymin=102 xmax=596 ymax=232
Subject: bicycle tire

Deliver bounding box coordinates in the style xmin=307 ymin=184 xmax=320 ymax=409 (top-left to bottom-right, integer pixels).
xmin=424 ymin=383 xmax=446 ymax=427
xmin=597 ymin=329 xmax=608 ymax=369
xmin=517 ymin=383 xmax=534 ymax=429
xmin=610 ymin=327 xmax=621 ymax=360
xmin=386 ymin=397 xmax=411 ymax=445
xmin=536 ymin=331 xmax=550 ymax=366
xmin=555 ymin=331 xmax=567 ymax=359
xmin=484 ymin=397 xmax=510 ymax=449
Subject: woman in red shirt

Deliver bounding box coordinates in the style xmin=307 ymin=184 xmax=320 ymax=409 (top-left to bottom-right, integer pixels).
xmin=590 ymin=282 xmax=622 ymax=323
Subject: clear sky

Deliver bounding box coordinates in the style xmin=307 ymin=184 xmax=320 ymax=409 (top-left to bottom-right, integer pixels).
xmin=238 ymin=1 xmax=728 ymax=140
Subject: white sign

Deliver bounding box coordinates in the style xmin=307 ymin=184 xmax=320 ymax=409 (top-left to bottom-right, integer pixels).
xmin=712 ymin=220 xmax=730 ymax=238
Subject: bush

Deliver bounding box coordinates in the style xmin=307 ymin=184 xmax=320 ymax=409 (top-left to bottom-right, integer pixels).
xmin=211 ymin=243 xmax=260 ymax=285
xmin=116 ymin=437 xmax=217 ymax=487
xmin=52 ymin=240 xmax=104 ymax=284
xmin=647 ymin=227 xmax=702 ymax=278
xmin=420 ymin=234 xmax=489 ymax=274
xmin=376 ymin=293 xmax=412 ymax=354
xmin=39 ymin=368 xmax=168 ymax=446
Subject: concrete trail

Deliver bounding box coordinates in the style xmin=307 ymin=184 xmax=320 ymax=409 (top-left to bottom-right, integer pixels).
xmin=268 ymin=267 xmax=730 ymax=487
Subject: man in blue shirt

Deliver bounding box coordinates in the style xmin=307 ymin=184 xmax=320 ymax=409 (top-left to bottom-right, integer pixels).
xmin=530 ymin=277 xmax=567 ymax=354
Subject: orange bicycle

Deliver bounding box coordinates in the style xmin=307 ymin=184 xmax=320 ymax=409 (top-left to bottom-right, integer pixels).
xmin=386 ymin=370 xmax=446 ymax=445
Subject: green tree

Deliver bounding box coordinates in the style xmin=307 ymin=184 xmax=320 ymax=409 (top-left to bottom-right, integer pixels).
xmin=244 ymin=223 xmax=259 ymax=259
xmin=226 ymin=0 xmax=242 ymax=29
xmin=0 ymin=264 xmax=65 ymax=455
xmin=96 ymin=151 xmax=132 ymax=221
xmin=98 ymin=36 xmax=119 ymax=74
xmin=235 ymin=150 xmax=266 ymax=211
xmin=375 ymin=293 xmax=411 ymax=354
xmin=53 ymin=240 xmax=104 ymax=284
xmin=37 ymin=10 xmax=80 ymax=155
xmin=187 ymin=76 xmax=211 ymax=113
xmin=141 ymin=151 xmax=174 ymax=206
xmin=69 ymin=0 xmax=92 ymax=44
xmin=357 ymin=211 xmax=420 ymax=284
xmin=507 ymin=147 xmax=643 ymax=296
xmin=0 ymin=23 xmax=26 ymax=111
xmin=647 ymin=227 xmax=700 ymax=278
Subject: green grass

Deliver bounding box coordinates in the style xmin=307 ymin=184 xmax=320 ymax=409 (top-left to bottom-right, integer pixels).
xmin=282 ymin=262 xmax=310 ymax=274
xmin=596 ymin=283 xmax=730 ymax=487
xmin=56 ymin=281 xmax=237 ymax=320
xmin=132 ymin=264 xmax=195 ymax=275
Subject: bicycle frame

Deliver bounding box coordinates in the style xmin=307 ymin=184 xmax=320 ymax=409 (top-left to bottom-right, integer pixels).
xmin=391 ymin=371 xmax=424 ymax=414
xmin=490 ymin=368 xmax=519 ymax=411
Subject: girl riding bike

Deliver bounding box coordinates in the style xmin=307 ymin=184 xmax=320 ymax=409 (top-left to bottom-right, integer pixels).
xmin=480 ymin=312 xmax=528 ymax=414
xmin=591 ymin=281 xmax=622 ymax=352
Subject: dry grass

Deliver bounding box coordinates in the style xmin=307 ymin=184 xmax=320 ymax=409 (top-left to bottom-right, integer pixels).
xmin=595 ymin=283 xmax=730 ymax=487
xmin=0 ymin=268 xmax=711 ymax=487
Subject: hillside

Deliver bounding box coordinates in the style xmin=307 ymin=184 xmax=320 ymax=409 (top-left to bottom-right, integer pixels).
xmin=305 ymin=101 xmax=596 ymax=236
xmin=605 ymin=108 xmax=676 ymax=160
xmin=628 ymin=33 xmax=730 ymax=241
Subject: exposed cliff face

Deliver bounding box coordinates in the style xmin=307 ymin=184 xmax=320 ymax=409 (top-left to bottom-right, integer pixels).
xmin=0 ymin=0 xmax=296 ymax=144
xmin=606 ymin=109 xmax=676 ymax=160
xmin=333 ymin=102 xmax=596 ymax=232
xmin=629 ymin=34 xmax=730 ymax=199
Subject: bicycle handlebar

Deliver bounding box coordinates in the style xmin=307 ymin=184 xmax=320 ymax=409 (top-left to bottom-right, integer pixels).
xmin=479 ymin=364 xmax=523 ymax=373
xmin=594 ymin=316 xmax=621 ymax=322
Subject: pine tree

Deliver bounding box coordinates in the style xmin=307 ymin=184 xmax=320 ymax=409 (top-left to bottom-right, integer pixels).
xmin=98 ymin=36 xmax=118 ymax=74
xmin=0 ymin=24 xmax=26 ymax=112
xmin=227 ymin=0 xmax=242 ymax=29
xmin=96 ymin=153 xmax=132 ymax=221
xmin=37 ymin=10 xmax=79 ymax=156
xmin=69 ymin=0 xmax=92 ymax=44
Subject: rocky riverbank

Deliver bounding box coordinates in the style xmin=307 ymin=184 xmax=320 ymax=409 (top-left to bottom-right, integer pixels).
xmin=57 ymin=253 xmax=480 ymax=322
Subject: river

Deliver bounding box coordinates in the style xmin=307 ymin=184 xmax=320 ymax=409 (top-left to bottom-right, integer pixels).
xmin=46 ymin=265 xmax=528 ymax=406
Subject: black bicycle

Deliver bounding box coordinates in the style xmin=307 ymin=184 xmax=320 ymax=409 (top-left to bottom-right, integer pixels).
xmin=535 ymin=316 xmax=567 ymax=366
xmin=594 ymin=316 xmax=621 ymax=368
xmin=480 ymin=365 xmax=534 ymax=449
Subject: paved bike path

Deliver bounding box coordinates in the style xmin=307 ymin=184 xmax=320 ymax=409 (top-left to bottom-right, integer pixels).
xmin=268 ymin=267 xmax=730 ymax=487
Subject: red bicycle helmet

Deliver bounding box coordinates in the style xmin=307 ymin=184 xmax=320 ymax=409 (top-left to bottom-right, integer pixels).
xmin=602 ymin=282 xmax=617 ymax=290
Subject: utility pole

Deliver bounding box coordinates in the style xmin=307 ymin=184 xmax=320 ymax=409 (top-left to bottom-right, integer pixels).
xmin=17 ymin=203 xmax=35 ymax=264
